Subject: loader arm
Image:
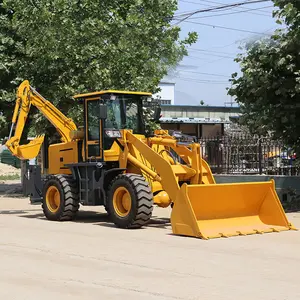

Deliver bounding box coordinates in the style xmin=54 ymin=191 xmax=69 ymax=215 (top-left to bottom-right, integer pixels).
xmin=123 ymin=131 xmax=210 ymax=203
xmin=122 ymin=131 xmax=296 ymax=239
xmin=125 ymin=131 xmax=180 ymax=202
xmin=5 ymin=80 xmax=77 ymax=160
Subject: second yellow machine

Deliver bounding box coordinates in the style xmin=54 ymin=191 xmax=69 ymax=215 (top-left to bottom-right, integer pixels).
xmin=6 ymin=80 xmax=296 ymax=239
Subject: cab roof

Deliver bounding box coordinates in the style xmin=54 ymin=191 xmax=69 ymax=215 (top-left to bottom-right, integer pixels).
xmin=73 ymin=89 xmax=152 ymax=99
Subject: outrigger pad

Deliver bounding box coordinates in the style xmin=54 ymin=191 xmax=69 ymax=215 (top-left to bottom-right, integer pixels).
xmin=170 ymin=181 xmax=296 ymax=239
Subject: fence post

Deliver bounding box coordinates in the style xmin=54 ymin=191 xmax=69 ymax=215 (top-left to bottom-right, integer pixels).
xmin=258 ymin=138 xmax=263 ymax=175
xmin=21 ymin=160 xmax=28 ymax=195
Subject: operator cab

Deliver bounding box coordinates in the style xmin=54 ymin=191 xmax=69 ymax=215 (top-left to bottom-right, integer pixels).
xmin=73 ymin=90 xmax=153 ymax=161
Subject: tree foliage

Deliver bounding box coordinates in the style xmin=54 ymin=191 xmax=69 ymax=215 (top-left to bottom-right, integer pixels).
xmin=0 ymin=2 xmax=24 ymax=137
xmin=228 ymin=0 xmax=300 ymax=150
xmin=0 ymin=0 xmax=197 ymax=137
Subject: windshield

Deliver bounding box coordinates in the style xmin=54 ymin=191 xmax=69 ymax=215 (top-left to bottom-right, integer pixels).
xmin=105 ymin=94 xmax=145 ymax=133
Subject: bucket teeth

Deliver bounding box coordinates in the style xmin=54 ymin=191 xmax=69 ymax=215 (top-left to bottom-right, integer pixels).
xmin=289 ymin=223 xmax=298 ymax=231
xmin=220 ymin=233 xmax=228 ymax=238
xmin=236 ymin=231 xmax=247 ymax=236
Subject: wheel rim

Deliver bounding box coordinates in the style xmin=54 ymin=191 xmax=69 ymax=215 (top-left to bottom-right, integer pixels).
xmin=46 ymin=186 xmax=61 ymax=213
xmin=113 ymin=187 xmax=132 ymax=217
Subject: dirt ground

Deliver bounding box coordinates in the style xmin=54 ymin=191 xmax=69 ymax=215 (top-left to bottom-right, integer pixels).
xmin=0 ymin=162 xmax=21 ymax=176
xmin=0 ymin=180 xmax=300 ymax=300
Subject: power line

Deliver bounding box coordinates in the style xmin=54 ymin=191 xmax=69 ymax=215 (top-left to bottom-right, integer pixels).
xmin=172 ymin=73 xmax=229 ymax=81
xmin=179 ymin=70 xmax=230 ymax=77
xmin=183 ymin=55 xmax=232 ymax=68
xmin=203 ymin=41 xmax=240 ymax=50
xmin=189 ymin=52 xmax=235 ymax=59
xmin=192 ymin=0 xmax=273 ymax=16
xmin=183 ymin=25 xmax=277 ymax=61
xmin=188 ymin=5 xmax=274 ymax=19
xmin=178 ymin=76 xmax=228 ymax=82
xmin=172 ymin=0 xmax=271 ymax=25
xmin=196 ymin=56 xmax=231 ymax=68
xmin=173 ymin=0 xmax=260 ymax=19
xmin=179 ymin=0 xmax=208 ymax=5
xmin=198 ymin=25 xmax=277 ymax=51
xmin=184 ymin=55 xmax=209 ymax=60
xmin=179 ymin=2 xmax=272 ymax=19
xmin=175 ymin=77 xmax=230 ymax=84
xmin=184 ymin=20 xmax=273 ymax=35
xmin=189 ymin=48 xmax=236 ymax=55
xmin=188 ymin=49 xmax=236 ymax=59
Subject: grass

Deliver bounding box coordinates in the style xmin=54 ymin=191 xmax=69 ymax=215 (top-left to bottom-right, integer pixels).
xmin=0 ymin=174 xmax=20 ymax=180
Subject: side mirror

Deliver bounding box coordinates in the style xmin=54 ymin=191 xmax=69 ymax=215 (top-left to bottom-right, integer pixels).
xmin=99 ymin=104 xmax=107 ymax=119
xmin=153 ymin=107 xmax=161 ymax=123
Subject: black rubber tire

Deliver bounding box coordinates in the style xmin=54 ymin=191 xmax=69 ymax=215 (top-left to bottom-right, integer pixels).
xmin=106 ymin=173 xmax=153 ymax=229
xmin=42 ymin=174 xmax=79 ymax=221
xmin=104 ymin=205 xmax=110 ymax=215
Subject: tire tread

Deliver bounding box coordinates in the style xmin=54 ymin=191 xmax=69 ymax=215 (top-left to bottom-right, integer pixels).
xmin=42 ymin=174 xmax=79 ymax=221
xmin=107 ymin=173 xmax=153 ymax=229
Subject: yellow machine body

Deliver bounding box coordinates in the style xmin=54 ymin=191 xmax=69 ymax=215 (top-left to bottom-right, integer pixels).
xmin=116 ymin=130 xmax=296 ymax=239
xmin=5 ymin=80 xmax=297 ymax=239
xmin=48 ymin=141 xmax=79 ymax=175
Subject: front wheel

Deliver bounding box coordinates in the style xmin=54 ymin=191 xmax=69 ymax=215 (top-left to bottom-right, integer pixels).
xmin=106 ymin=174 xmax=153 ymax=228
xmin=42 ymin=175 xmax=79 ymax=221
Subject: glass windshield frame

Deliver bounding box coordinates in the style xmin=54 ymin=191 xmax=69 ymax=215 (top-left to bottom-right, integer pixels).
xmin=104 ymin=94 xmax=146 ymax=134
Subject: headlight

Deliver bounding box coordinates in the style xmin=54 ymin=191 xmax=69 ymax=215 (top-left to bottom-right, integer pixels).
xmin=105 ymin=129 xmax=122 ymax=138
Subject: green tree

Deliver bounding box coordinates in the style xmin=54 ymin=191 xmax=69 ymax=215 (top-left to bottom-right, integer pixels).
xmin=228 ymin=0 xmax=300 ymax=151
xmin=0 ymin=2 xmax=25 ymax=137
xmin=0 ymin=0 xmax=197 ymax=137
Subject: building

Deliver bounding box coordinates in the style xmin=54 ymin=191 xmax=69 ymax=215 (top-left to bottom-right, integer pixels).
xmin=153 ymin=82 xmax=175 ymax=105
xmin=159 ymin=104 xmax=240 ymax=138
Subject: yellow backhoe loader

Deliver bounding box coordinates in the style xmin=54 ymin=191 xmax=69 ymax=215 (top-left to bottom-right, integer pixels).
xmin=5 ymin=80 xmax=296 ymax=239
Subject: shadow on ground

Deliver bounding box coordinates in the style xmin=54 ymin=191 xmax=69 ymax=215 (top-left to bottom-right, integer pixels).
xmin=14 ymin=209 xmax=171 ymax=229
xmin=0 ymin=209 xmax=39 ymax=215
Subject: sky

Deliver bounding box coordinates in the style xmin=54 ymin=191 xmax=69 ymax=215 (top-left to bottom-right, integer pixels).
xmin=163 ymin=0 xmax=282 ymax=106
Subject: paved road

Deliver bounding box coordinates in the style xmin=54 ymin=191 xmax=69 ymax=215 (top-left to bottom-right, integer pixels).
xmin=1 ymin=196 xmax=300 ymax=300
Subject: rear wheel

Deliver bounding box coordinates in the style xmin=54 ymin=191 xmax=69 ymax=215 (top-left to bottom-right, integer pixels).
xmin=107 ymin=173 xmax=153 ymax=228
xmin=42 ymin=175 xmax=79 ymax=221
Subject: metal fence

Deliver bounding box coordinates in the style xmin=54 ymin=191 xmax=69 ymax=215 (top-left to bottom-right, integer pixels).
xmin=199 ymin=135 xmax=299 ymax=176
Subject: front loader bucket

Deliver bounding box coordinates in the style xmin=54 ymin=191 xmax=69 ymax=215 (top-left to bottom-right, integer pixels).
xmin=171 ymin=181 xmax=296 ymax=239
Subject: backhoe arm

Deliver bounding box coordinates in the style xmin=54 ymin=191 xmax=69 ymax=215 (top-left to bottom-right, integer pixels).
xmin=5 ymin=80 xmax=77 ymax=160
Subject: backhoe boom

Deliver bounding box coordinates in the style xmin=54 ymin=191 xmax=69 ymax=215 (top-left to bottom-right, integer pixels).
xmin=6 ymin=80 xmax=77 ymax=159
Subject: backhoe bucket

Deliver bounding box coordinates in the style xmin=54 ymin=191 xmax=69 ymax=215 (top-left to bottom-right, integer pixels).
xmin=171 ymin=181 xmax=296 ymax=239
xmin=6 ymin=135 xmax=44 ymax=160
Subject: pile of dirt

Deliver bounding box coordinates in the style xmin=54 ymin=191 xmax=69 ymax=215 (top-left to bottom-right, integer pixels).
xmin=0 ymin=162 xmax=21 ymax=176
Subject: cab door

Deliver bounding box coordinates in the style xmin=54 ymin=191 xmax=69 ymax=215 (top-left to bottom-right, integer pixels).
xmin=85 ymin=99 xmax=105 ymax=160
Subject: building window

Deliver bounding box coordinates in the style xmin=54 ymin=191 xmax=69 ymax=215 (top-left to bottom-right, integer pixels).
xmin=159 ymin=99 xmax=171 ymax=105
